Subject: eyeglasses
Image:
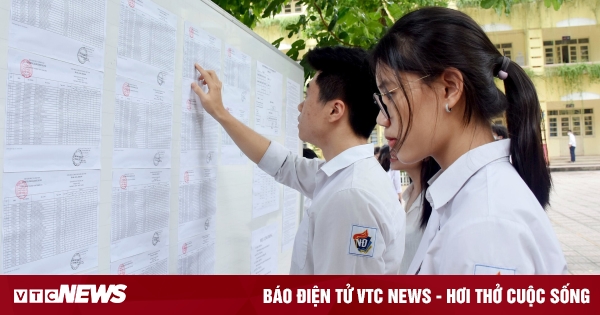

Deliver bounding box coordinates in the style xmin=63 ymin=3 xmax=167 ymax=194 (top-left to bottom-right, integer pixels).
xmin=373 ymin=75 xmax=430 ymax=120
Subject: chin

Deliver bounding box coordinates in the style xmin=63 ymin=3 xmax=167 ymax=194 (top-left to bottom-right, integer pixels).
xmin=397 ymin=152 xmax=424 ymax=165
xmin=390 ymin=159 xmax=402 ymax=171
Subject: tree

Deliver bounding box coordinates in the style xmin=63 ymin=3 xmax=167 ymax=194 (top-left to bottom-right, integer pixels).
xmin=212 ymin=0 xmax=564 ymax=79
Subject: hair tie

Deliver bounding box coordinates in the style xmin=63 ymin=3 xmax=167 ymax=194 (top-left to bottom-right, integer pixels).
xmin=496 ymin=56 xmax=510 ymax=80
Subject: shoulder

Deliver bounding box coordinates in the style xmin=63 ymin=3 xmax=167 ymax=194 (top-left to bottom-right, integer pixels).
xmin=452 ymin=159 xmax=543 ymax=220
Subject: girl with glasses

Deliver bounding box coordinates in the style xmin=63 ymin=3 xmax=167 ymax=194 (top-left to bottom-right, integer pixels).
xmin=372 ymin=7 xmax=566 ymax=274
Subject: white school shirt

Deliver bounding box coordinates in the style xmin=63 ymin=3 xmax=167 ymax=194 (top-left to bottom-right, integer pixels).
xmin=399 ymin=183 xmax=425 ymax=274
xmin=568 ymin=133 xmax=577 ymax=147
xmin=258 ymin=142 xmax=405 ymax=274
xmin=407 ymin=139 xmax=567 ymax=275
xmin=387 ymin=170 xmax=403 ymax=194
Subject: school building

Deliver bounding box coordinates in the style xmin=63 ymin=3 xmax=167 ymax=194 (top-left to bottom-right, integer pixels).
xmin=255 ymin=0 xmax=600 ymax=157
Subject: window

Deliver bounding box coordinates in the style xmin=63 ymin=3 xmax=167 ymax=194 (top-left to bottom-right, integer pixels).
xmin=561 ymin=116 xmax=570 ymax=136
xmin=495 ymin=43 xmax=512 ymax=59
xmin=548 ymin=108 xmax=594 ymax=137
xmin=549 ymin=117 xmax=558 ymax=137
xmin=544 ymin=38 xmax=590 ymax=64
xmin=282 ymin=1 xmax=304 ymax=14
xmin=584 ymin=115 xmax=593 ymax=136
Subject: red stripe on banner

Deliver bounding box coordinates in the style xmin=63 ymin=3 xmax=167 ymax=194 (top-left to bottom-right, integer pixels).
xmin=0 ymin=276 xmax=596 ymax=314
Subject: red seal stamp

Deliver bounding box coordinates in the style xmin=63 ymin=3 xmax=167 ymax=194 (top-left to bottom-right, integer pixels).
xmin=118 ymin=263 xmax=126 ymax=275
xmin=20 ymin=59 xmax=32 ymax=78
xmin=122 ymin=82 xmax=130 ymax=97
xmin=182 ymin=243 xmax=187 ymax=254
xmin=15 ymin=180 xmax=28 ymax=200
xmin=189 ymin=27 xmax=194 ymax=38
xmin=186 ymin=99 xmax=192 ymax=111
xmin=119 ymin=175 xmax=127 ymax=190
xmin=128 ymin=0 xmax=135 ymax=8
xmin=184 ymin=171 xmax=189 ymax=184
xmin=227 ymin=48 xmax=231 ymax=57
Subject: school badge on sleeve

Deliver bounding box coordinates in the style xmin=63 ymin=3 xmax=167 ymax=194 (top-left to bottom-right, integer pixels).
xmin=348 ymin=225 xmax=377 ymax=257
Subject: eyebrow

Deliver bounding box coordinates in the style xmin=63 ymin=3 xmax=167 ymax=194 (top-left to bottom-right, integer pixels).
xmin=377 ymin=79 xmax=391 ymax=90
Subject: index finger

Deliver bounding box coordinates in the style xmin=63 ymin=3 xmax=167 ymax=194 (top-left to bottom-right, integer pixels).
xmin=194 ymin=63 xmax=215 ymax=88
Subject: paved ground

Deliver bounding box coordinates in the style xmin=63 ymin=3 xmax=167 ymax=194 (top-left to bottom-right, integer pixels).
xmin=547 ymin=170 xmax=600 ymax=274
xmin=549 ymin=155 xmax=600 ymax=172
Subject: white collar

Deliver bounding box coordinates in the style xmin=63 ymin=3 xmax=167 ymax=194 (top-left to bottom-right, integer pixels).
xmin=425 ymin=139 xmax=511 ymax=210
xmin=320 ymin=143 xmax=374 ymax=177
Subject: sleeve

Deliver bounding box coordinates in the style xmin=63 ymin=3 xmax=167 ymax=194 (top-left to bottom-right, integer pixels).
xmin=436 ymin=218 xmax=556 ymax=275
xmin=311 ymin=189 xmax=391 ymax=274
xmin=257 ymin=141 xmax=324 ymax=199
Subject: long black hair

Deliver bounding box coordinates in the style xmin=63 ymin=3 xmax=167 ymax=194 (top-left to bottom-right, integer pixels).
xmin=371 ymin=7 xmax=551 ymax=208
xmin=378 ymin=145 xmax=391 ymax=172
xmin=418 ymin=157 xmax=441 ymax=229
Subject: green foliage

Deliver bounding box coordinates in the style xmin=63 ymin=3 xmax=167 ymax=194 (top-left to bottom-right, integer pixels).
xmin=213 ymin=0 xmax=564 ymax=80
xmin=545 ymin=63 xmax=600 ymax=94
xmin=457 ymin=0 xmax=563 ymax=15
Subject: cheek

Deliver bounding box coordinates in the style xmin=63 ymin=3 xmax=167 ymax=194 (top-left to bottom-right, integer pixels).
xmin=396 ymin=94 xmax=437 ymax=162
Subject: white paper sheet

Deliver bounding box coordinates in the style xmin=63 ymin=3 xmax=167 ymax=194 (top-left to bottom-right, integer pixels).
xmin=110 ymin=169 xmax=170 ymax=262
xmin=220 ymin=85 xmax=250 ymax=165
xmin=4 ymin=49 xmax=103 ymax=172
xmin=110 ymin=246 xmax=168 ymax=275
xmin=281 ymin=187 xmax=299 ymax=253
xmin=285 ymin=78 xmax=302 ymax=155
xmin=250 ymin=223 xmax=278 ymax=275
xmin=183 ymin=22 xmax=222 ymax=80
xmin=9 ymin=0 xmax=108 ymax=71
xmin=220 ymin=45 xmax=251 ymax=165
xmin=113 ymin=76 xmax=172 ymax=168
xmin=178 ymin=167 xmax=216 ymax=240
xmin=2 ymin=170 xmax=100 ymax=274
xmin=177 ymin=230 xmax=216 ymax=275
xmin=252 ymin=165 xmax=280 ymax=219
xmin=117 ymin=0 xmax=177 ymax=90
xmin=180 ymin=78 xmax=219 ymax=169
xmin=255 ymin=61 xmax=283 ymax=136
xmin=76 ymin=267 xmax=99 ymax=275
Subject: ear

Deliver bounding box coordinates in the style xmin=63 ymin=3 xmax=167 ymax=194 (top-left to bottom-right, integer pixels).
xmin=439 ymin=68 xmax=464 ymax=111
xmin=325 ymin=99 xmax=346 ymax=123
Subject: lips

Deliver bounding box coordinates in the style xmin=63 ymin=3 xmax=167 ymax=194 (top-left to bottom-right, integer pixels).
xmin=386 ymin=138 xmax=397 ymax=148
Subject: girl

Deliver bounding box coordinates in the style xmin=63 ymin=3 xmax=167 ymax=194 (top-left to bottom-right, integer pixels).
xmin=390 ymin=156 xmax=441 ymax=274
xmin=372 ymin=7 xmax=566 ymax=274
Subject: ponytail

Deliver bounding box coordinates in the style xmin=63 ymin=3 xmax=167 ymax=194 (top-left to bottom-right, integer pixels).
xmin=497 ymin=58 xmax=552 ymax=209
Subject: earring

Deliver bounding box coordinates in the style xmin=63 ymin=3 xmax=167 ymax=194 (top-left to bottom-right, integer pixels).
xmin=445 ymin=103 xmax=452 ymax=113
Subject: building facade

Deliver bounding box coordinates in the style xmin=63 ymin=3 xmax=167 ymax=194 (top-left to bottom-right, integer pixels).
xmin=255 ymin=0 xmax=600 ymax=156
xmin=460 ymin=0 xmax=600 ymax=157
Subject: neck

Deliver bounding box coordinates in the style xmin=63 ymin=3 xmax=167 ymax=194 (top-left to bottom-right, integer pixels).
xmin=433 ymin=121 xmax=494 ymax=170
xmin=319 ymin=129 xmax=368 ymax=161
xmin=405 ymin=167 xmax=421 ymax=193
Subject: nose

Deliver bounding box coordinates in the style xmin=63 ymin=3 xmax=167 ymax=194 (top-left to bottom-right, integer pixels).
xmin=376 ymin=111 xmax=389 ymax=127
xmin=298 ymin=101 xmax=304 ymax=113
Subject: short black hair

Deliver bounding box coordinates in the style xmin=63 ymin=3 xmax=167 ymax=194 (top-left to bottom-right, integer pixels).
xmin=305 ymin=46 xmax=379 ymax=139
xmin=303 ymin=148 xmax=318 ymax=159
xmin=492 ymin=124 xmax=509 ymax=139
xmin=374 ymin=146 xmax=381 ymax=155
